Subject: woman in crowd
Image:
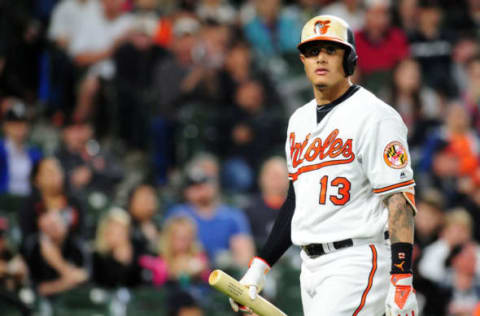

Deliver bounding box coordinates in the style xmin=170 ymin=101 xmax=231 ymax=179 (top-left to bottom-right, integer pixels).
xmin=383 ymin=58 xmax=442 ymax=147
xmin=19 ymin=157 xmax=84 ymax=248
xmin=92 ymin=207 xmax=140 ymax=288
xmin=128 ymin=184 xmax=160 ymax=256
xmin=139 ymin=216 xmax=209 ymax=288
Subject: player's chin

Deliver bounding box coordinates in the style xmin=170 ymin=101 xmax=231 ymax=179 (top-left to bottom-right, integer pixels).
xmin=313 ymin=79 xmax=330 ymax=88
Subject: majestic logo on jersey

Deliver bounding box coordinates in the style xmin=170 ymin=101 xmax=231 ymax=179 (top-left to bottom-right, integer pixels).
xmin=289 ymin=129 xmax=354 ymax=181
xmin=383 ymin=141 xmax=408 ymax=169
xmin=314 ymin=20 xmax=331 ymax=35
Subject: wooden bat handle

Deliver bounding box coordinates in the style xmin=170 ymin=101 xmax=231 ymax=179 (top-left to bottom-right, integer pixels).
xmin=209 ymin=269 xmax=287 ymax=316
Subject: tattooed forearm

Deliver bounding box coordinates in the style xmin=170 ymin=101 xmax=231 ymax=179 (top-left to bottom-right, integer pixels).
xmin=386 ymin=193 xmax=414 ymax=244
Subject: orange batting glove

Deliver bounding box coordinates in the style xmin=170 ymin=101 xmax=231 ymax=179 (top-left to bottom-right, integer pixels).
xmin=385 ymin=274 xmax=418 ymax=316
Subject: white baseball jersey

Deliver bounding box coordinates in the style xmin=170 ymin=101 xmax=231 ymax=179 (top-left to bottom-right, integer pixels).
xmin=286 ymin=86 xmax=416 ymax=246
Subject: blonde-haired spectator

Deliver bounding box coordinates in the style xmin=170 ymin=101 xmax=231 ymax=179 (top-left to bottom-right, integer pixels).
xmin=139 ymin=216 xmax=210 ymax=287
xmin=418 ymin=208 xmax=474 ymax=285
xmin=92 ymin=207 xmax=140 ymax=287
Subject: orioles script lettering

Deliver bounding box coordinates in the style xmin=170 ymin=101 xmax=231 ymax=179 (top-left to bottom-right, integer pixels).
xmin=288 ymin=129 xmax=355 ymax=181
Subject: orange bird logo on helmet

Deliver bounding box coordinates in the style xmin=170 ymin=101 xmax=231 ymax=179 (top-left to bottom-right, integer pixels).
xmin=314 ymin=20 xmax=331 ymax=35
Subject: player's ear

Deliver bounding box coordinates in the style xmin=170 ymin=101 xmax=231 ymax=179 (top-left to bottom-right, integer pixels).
xmin=299 ymin=53 xmax=306 ymax=64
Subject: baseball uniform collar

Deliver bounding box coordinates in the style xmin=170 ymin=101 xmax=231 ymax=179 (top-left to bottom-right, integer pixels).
xmin=316 ymin=84 xmax=360 ymax=124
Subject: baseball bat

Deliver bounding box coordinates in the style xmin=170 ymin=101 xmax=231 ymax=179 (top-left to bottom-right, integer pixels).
xmin=208 ymin=269 xmax=287 ymax=316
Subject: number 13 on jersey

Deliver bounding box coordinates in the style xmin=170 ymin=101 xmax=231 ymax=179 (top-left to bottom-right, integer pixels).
xmin=319 ymin=176 xmax=351 ymax=206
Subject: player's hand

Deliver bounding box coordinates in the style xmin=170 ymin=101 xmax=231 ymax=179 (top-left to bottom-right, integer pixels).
xmin=229 ymin=257 xmax=270 ymax=313
xmin=385 ymin=274 xmax=418 ymax=316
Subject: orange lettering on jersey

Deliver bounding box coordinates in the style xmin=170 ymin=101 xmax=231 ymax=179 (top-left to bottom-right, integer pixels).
xmin=328 ymin=138 xmax=343 ymax=157
xmin=289 ymin=129 xmax=355 ymax=181
xmin=318 ymin=129 xmax=338 ymax=159
xmin=305 ymin=139 xmax=321 ymax=161
xmin=290 ymin=133 xmax=311 ymax=168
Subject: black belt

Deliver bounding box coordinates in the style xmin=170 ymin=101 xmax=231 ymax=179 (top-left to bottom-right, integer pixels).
xmin=303 ymin=231 xmax=390 ymax=258
xmin=303 ymin=239 xmax=353 ymax=257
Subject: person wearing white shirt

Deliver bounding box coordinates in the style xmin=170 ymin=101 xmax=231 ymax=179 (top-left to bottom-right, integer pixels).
xmin=320 ymin=0 xmax=366 ymax=31
xmin=68 ymin=0 xmax=134 ymax=121
xmin=48 ymin=0 xmax=102 ymax=50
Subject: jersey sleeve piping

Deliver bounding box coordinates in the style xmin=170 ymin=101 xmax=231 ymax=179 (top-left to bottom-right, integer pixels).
xmin=372 ymin=179 xmax=415 ymax=194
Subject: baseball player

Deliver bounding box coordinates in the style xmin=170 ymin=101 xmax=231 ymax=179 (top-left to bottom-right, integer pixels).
xmin=230 ymin=15 xmax=418 ymax=316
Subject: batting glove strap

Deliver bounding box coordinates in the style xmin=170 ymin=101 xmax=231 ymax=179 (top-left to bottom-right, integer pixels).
xmin=386 ymin=274 xmax=418 ymax=316
xmin=240 ymin=257 xmax=270 ymax=291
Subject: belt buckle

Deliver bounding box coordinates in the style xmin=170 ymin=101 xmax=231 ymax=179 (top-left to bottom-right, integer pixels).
xmin=323 ymin=242 xmax=334 ymax=254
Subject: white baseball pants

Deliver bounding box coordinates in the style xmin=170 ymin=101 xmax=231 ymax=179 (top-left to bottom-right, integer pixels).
xmin=300 ymin=239 xmax=390 ymax=316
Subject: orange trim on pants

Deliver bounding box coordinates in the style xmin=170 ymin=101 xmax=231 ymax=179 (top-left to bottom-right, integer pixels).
xmin=352 ymin=245 xmax=377 ymax=316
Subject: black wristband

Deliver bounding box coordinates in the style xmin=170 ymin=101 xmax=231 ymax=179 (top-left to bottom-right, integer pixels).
xmin=391 ymin=242 xmax=413 ymax=274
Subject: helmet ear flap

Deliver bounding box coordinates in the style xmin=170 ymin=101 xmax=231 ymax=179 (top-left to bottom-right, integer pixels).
xmin=343 ymin=49 xmax=358 ymax=76
xmin=343 ymin=28 xmax=358 ymax=77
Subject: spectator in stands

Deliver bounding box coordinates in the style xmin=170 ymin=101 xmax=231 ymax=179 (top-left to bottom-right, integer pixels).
xmin=466 ymin=0 xmax=480 ymax=34
xmin=55 ymin=119 xmax=123 ymax=197
xmin=0 ymin=1 xmax=42 ymax=103
xmin=139 ymin=216 xmax=209 ymax=287
xmin=47 ymin=0 xmax=101 ymax=118
xmin=222 ymin=80 xmax=286 ymax=192
xmin=415 ymin=209 xmax=478 ymax=316
xmin=452 ymin=37 xmax=479 ymax=93
xmin=19 ymin=157 xmax=85 ymax=245
xmin=0 ymin=99 xmax=41 ymax=197
xmin=414 ymin=188 xmax=446 ymax=249
xmin=419 ymin=103 xmax=479 ymax=204
xmin=152 ymin=15 xmax=204 ymax=118
xmin=69 ymin=0 xmax=134 ymax=122
xmin=128 ymin=184 xmax=160 ymax=256
xmin=113 ymin=14 xmax=168 ymax=150
xmin=244 ymin=157 xmax=288 ymax=247
xmin=242 ymin=0 xmax=300 ymax=59
xmin=0 ymin=216 xmax=30 ymax=315
xmin=418 ymin=208 xmax=474 ymax=286
xmin=184 ymin=20 xmax=231 ymax=102
xmin=196 ymin=0 xmax=236 ymax=25
xmin=382 ymin=58 xmax=442 ymax=147
xmin=22 ymin=210 xmax=88 ymax=296
xmin=47 ymin=0 xmax=101 ymax=51
xmin=355 ymin=0 xmax=410 ymax=93
xmin=462 ymin=55 xmax=480 ymax=133
xmin=408 ymin=0 xmax=456 ymax=97
xmin=393 ymin=0 xmax=419 ymax=36
xmin=150 ymin=16 xmax=201 ymax=183
xmin=0 ymin=217 xmax=27 ymax=292
xmin=284 ymin=0 xmax=322 ymax=31
xmin=321 ymin=0 xmax=366 ymax=31
xmin=447 ymin=242 xmax=480 ymax=316
xmin=93 ymin=207 xmax=141 ymax=288
xmin=166 ymin=154 xmax=254 ymax=266
xmin=218 ymin=40 xmax=281 ymax=108
xmin=167 ymin=290 xmax=204 ymax=316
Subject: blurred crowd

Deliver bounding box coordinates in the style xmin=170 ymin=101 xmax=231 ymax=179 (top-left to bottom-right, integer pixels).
xmin=0 ymin=0 xmax=480 ymax=315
